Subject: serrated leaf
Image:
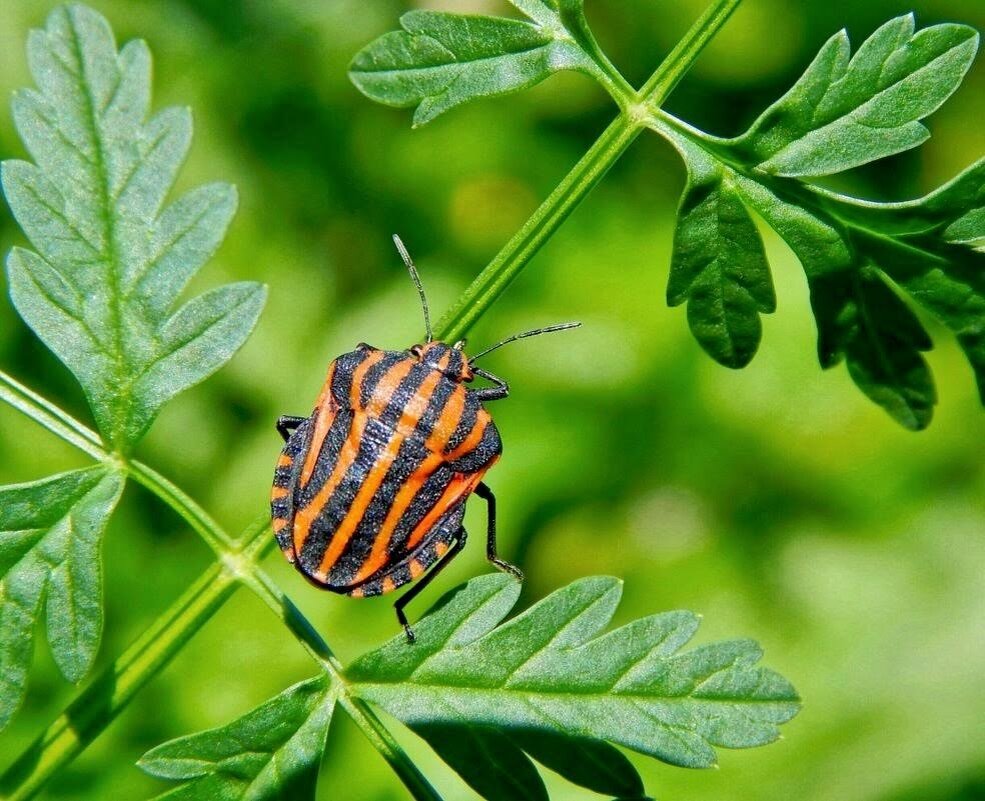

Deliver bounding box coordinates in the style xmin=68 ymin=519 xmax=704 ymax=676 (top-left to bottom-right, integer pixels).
xmin=811 ymin=267 xmax=936 ymax=429
xmin=349 ymin=5 xmax=600 ymax=126
xmin=648 ymin=13 xmax=984 ymax=428
xmin=735 ymin=15 xmax=978 ymax=176
xmin=349 ymin=574 xmax=800 ymax=770
xmin=0 ymin=466 xmax=124 ymax=729
xmin=668 ymin=141 xmax=775 ymax=368
xmin=2 ymin=5 xmax=266 ymax=451
xmin=414 ymin=723 xmax=646 ymax=801
xmin=139 ymin=677 xmax=335 ymax=801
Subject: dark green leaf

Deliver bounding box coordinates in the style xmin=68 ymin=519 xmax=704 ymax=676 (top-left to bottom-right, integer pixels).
xmin=2 ymin=5 xmax=266 ymax=451
xmin=810 ymin=267 xmax=936 ymax=429
xmin=349 ymin=574 xmax=800 ymax=770
xmin=0 ymin=466 xmax=124 ymax=729
xmin=349 ymin=5 xmax=599 ymax=126
xmin=414 ymin=723 xmax=646 ymax=801
xmin=668 ymin=141 xmax=774 ymax=367
xmin=735 ymin=15 xmax=978 ymax=176
xmin=648 ymin=14 xmax=984 ymax=428
xmin=139 ymin=677 xmax=335 ymax=801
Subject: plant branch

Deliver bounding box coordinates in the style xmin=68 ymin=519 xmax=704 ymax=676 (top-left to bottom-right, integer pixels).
xmin=0 ymin=555 xmax=239 ymax=801
xmin=433 ymin=0 xmax=745 ymax=342
xmin=244 ymin=569 xmax=443 ymax=801
xmin=0 ymin=370 xmax=105 ymax=461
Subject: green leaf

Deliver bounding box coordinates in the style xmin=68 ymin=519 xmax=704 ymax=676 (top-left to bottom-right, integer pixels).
xmin=139 ymin=677 xmax=335 ymax=801
xmin=0 ymin=466 xmax=124 ymax=729
xmin=668 ymin=140 xmax=775 ymax=368
xmin=734 ymin=15 xmax=978 ymax=176
xmin=647 ymin=14 xmax=984 ymax=428
xmin=349 ymin=4 xmax=600 ymax=126
xmin=810 ymin=267 xmax=936 ymax=430
xmin=349 ymin=575 xmax=800 ymax=771
xmin=413 ymin=723 xmax=646 ymax=801
xmin=2 ymin=4 xmax=266 ymax=451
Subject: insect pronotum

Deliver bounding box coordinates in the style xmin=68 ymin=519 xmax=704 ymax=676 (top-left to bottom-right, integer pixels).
xmin=271 ymin=235 xmax=579 ymax=641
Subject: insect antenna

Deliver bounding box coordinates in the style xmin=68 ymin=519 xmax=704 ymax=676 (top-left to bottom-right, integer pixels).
xmin=469 ymin=322 xmax=581 ymax=362
xmin=392 ymin=234 xmax=432 ymax=342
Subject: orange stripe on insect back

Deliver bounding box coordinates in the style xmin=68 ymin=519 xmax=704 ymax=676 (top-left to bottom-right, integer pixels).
xmin=363 ymin=358 xmax=415 ymax=416
xmin=314 ymin=367 xmax=443 ymax=579
xmin=405 ymin=470 xmax=486 ymax=550
xmin=352 ymin=385 xmax=467 ymax=583
xmin=270 ymin=485 xmax=288 ymax=500
xmin=300 ymin=361 xmax=339 ymax=487
xmin=446 ymin=414 xmax=488 ymax=461
xmin=293 ymin=412 xmax=369 ymax=556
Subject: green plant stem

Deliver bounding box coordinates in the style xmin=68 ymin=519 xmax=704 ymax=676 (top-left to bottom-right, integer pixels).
xmin=0 ymin=1 xmax=746 ymax=796
xmin=0 ymin=556 xmax=239 ymax=801
xmin=433 ymin=0 xmax=745 ymax=343
xmin=0 ymin=373 xmax=436 ymax=800
xmin=244 ymin=569 xmax=443 ymax=801
xmin=128 ymin=461 xmax=236 ymax=554
xmin=0 ymin=370 xmax=105 ymax=460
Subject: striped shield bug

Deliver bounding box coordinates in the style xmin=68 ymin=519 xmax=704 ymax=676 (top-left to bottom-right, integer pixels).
xmin=271 ymin=235 xmax=579 ymax=641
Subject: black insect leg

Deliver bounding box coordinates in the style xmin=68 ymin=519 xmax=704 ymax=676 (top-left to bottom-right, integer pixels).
xmin=276 ymin=415 xmax=306 ymax=442
xmin=395 ymin=530 xmax=467 ymax=644
xmin=474 ymin=482 xmax=524 ymax=581
xmin=472 ymin=368 xmax=509 ymax=402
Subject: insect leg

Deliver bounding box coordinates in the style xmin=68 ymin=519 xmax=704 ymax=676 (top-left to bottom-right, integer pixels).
xmin=474 ymin=482 xmax=524 ymax=580
xmin=394 ymin=530 xmax=467 ymax=644
xmin=276 ymin=415 xmax=306 ymax=442
xmin=472 ymin=368 xmax=509 ymax=402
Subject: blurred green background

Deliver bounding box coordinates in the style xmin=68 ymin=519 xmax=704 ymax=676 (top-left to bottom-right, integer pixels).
xmin=1 ymin=0 xmax=983 ymax=799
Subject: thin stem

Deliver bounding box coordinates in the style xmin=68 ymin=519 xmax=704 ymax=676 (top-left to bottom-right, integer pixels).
xmin=0 ymin=3 xmax=746 ymax=798
xmin=0 ymin=370 xmax=106 ymax=461
xmin=638 ymin=0 xmax=744 ymax=104
xmin=433 ymin=0 xmax=745 ymax=344
xmin=244 ymin=569 xmax=443 ymax=801
xmin=128 ymin=461 xmax=235 ymax=554
xmin=0 ymin=558 xmax=239 ymax=801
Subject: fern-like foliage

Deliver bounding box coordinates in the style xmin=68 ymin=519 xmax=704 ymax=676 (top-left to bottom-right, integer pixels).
xmin=2 ymin=4 xmax=265 ymax=451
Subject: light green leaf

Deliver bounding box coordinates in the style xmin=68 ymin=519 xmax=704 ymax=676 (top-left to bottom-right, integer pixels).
xmin=734 ymin=15 xmax=978 ymax=176
xmin=349 ymin=6 xmax=599 ymax=126
xmin=0 ymin=466 xmax=124 ymax=729
xmin=648 ymin=13 xmax=984 ymax=428
xmin=668 ymin=141 xmax=774 ymax=368
xmin=349 ymin=575 xmax=800 ymax=770
xmin=139 ymin=677 xmax=335 ymax=801
xmin=2 ymin=4 xmax=266 ymax=452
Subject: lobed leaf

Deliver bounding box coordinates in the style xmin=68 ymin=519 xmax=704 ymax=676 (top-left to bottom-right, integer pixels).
xmin=349 ymin=3 xmax=601 ymax=126
xmin=413 ymin=723 xmax=646 ymax=801
xmin=2 ymin=4 xmax=266 ymax=451
xmin=668 ymin=140 xmax=775 ymax=368
xmin=0 ymin=466 xmax=124 ymax=729
xmin=735 ymin=15 xmax=979 ymax=176
xmin=649 ymin=14 xmax=983 ymax=428
xmin=349 ymin=574 xmax=800 ymax=771
xmin=139 ymin=677 xmax=335 ymax=801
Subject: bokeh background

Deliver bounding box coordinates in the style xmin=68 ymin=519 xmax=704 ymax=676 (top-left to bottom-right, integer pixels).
xmin=1 ymin=0 xmax=983 ymax=799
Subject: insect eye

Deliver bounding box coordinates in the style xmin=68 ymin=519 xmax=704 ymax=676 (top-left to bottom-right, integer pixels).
xmin=410 ymin=345 xmax=423 ymax=357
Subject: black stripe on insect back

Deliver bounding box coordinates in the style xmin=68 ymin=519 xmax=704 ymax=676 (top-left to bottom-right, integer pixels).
xmin=329 ymin=435 xmax=430 ymax=584
xmin=384 ymin=464 xmax=459 ymax=561
xmin=357 ymin=351 xmax=410 ymax=408
xmin=295 ymin=407 xmax=354 ymax=506
xmin=331 ymin=376 xmax=459 ymax=582
xmin=445 ymin=393 xmax=480 ymax=453
xmin=297 ymin=361 xmax=432 ymax=576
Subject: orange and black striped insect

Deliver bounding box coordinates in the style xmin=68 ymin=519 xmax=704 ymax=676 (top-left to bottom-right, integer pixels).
xmin=271 ymin=235 xmax=579 ymax=641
